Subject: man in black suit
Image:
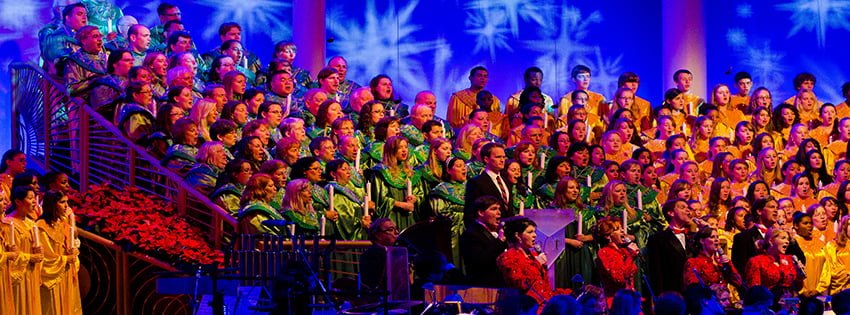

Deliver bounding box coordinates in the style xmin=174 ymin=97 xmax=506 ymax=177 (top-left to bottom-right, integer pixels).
xmin=464 ymin=142 xmax=511 ymax=219
xmin=360 ymin=218 xmax=399 ymax=291
xmin=732 ymin=196 xmax=779 ymax=274
xmin=460 ymin=196 xmax=507 ymax=287
xmin=647 ymin=198 xmax=692 ymax=294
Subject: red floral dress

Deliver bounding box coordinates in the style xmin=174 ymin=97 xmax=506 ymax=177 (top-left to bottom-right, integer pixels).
xmin=596 ymin=243 xmax=638 ymax=297
xmin=496 ymin=247 xmax=569 ymax=306
xmin=745 ymin=254 xmax=801 ymax=290
xmin=684 ymin=253 xmax=743 ymax=287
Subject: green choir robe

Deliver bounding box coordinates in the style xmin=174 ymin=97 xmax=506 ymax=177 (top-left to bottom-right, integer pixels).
xmin=429 ymin=181 xmax=466 ymax=266
xmin=211 ymin=183 xmax=243 ymax=217
xmin=369 ymin=164 xmax=423 ymax=231
xmin=238 ymin=201 xmax=285 ymax=235
xmin=326 ymin=181 xmax=367 ymax=240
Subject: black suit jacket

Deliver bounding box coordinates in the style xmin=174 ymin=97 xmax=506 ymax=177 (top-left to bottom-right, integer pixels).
xmin=359 ymin=244 xmax=388 ymax=291
xmin=464 ymin=171 xmax=510 ymax=218
xmin=732 ymin=227 xmax=764 ymax=275
xmin=460 ymin=222 xmax=507 ymax=287
xmin=647 ymin=228 xmax=689 ymax=294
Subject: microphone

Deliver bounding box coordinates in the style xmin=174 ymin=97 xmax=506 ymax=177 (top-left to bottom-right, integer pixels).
xmin=716 ymin=248 xmax=731 ymax=273
xmin=792 ymin=256 xmax=807 ymax=278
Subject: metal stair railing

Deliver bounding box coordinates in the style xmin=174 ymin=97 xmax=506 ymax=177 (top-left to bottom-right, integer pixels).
xmin=10 ymin=62 xmax=237 ymax=249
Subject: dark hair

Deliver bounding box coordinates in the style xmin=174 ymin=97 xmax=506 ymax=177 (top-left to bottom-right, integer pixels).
xmin=421 ymin=120 xmax=442 ymax=135
xmin=324 ymin=159 xmax=347 ymax=180
xmin=662 ymin=198 xmax=687 ymax=219
xmin=209 ymin=119 xmax=237 ymax=142
xmin=40 ymin=190 xmax=67 ymax=225
xmin=220 ymin=100 xmax=245 ymax=123
xmin=41 ymin=171 xmax=68 ymax=192
xmin=234 ymin=136 xmax=264 ymax=168
xmin=523 ymin=66 xmax=543 ymax=81
xmin=618 ymin=72 xmax=639 ymax=87
xmin=673 ymin=69 xmax=692 ymax=83
xmin=469 ymin=66 xmax=487 ymax=78
xmin=157 ymin=3 xmax=177 ymax=15
xmin=793 ymin=72 xmax=816 ymax=89
xmin=504 ymin=217 xmax=536 ymax=245
xmin=167 ymin=31 xmax=191 ymax=48
xmin=163 ymin=20 xmax=183 ymax=33
xmin=689 ymin=226 xmax=716 ymax=256
xmin=734 ymin=71 xmax=752 ymax=83
xmin=367 ymin=218 xmax=394 ymax=242
xmin=218 ymin=22 xmax=241 ymax=36
xmin=368 ymin=74 xmax=394 ymax=101
xmin=309 ymin=136 xmax=333 ymax=156
xmin=746 ymin=180 xmax=769 ymax=205
xmin=208 ymin=55 xmax=232 ymax=82
xmin=571 ymin=65 xmax=591 ymax=79
xmin=480 ymin=142 xmax=505 ymax=160
xmin=725 ymin=206 xmax=747 ymax=233
xmin=772 ymin=103 xmax=800 ymax=131
xmin=543 ymin=156 xmax=570 ymax=184
xmin=215 ymin=158 xmax=250 ymax=189
xmin=751 ymin=196 xmax=777 ymax=221
xmin=373 ymin=116 xmax=400 ymax=142
xmin=289 ymin=157 xmax=320 ymax=180
xmin=316 ymin=67 xmax=338 ymax=81
xmin=315 ymin=99 xmax=340 ymax=128
xmin=257 ymin=101 xmax=281 ymax=120
xmin=154 ymin=103 xmax=178 ymax=136
xmin=107 ymin=49 xmax=131 ymax=74
xmin=166 ymin=85 xmax=190 ymax=104
xmin=9 ymin=186 xmax=35 ymax=214
xmin=0 ymin=149 xmax=25 ymax=174
xmin=63 ymin=3 xmax=86 ymax=20
xmin=468 ymin=195 xmax=501 ymax=223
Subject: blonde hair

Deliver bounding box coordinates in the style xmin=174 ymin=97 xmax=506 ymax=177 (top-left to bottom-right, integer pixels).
xmin=455 ymin=124 xmax=482 ymax=157
xmin=426 ymin=138 xmax=451 ymax=179
xmin=762 ymin=228 xmax=790 ymax=250
xmin=282 ymin=178 xmax=314 ymax=215
xmin=190 ymin=98 xmax=218 ymax=142
xmin=196 ymin=141 xmax=223 ymax=165
xmin=383 ymin=136 xmax=412 ymax=177
xmin=602 ymin=180 xmax=625 ymax=211
xmin=837 ymin=215 xmax=850 ymax=247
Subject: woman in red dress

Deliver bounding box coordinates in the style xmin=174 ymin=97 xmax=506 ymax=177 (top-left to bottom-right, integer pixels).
xmin=684 ymin=226 xmax=743 ymax=288
xmin=744 ymin=228 xmax=804 ymax=293
xmin=594 ymin=216 xmax=640 ymax=297
xmin=496 ymin=217 xmax=568 ymax=308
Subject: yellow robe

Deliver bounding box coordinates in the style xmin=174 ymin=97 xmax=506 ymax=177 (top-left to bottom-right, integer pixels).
xmin=557 ymin=90 xmax=607 ymax=120
xmin=37 ymin=219 xmax=82 ymax=315
xmin=836 ymin=101 xmax=850 ymax=118
xmin=824 ymin=241 xmax=850 ymax=293
xmin=730 ymin=94 xmax=749 ymax=109
xmin=1 ymin=220 xmax=16 ymax=314
xmin=826 ymin=140 xmax=847 ymax=162
xmin=796 ymin=236 xmax=830 ymax=296
xmin=7 ymin=216 xmax=41 ymax=315
xmin=447 ymin=88 xmax=502 ymax=133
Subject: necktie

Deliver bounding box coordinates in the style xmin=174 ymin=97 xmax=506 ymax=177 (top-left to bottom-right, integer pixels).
xmin=671 ymin=226 xmax=687 ymax=234
xmin=496 ymin=175 xmax=509 ymax=203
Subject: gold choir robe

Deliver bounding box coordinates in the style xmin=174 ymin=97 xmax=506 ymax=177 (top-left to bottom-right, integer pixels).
xmin=37 ymin=219 xmax=82 ymax=315
xmin=447 ymin=88 xmax=502 ymax=135
xmin=7 ymin=216 xmax=42 ymax=315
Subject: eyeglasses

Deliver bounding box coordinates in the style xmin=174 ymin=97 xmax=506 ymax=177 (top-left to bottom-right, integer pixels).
xmin=309 ymin=166 xmax=322 ymax=171
xmin=381 ymin=227 xmax=399 ymax=233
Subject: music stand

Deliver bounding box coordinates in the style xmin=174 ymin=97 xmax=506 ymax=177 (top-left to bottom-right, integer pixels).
xmin=523 ymin=208 xmax=575 ymax=287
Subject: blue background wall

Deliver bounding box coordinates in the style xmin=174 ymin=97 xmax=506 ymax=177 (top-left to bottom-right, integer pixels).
xmin=2 ymin=0 xmax=849 ymax=153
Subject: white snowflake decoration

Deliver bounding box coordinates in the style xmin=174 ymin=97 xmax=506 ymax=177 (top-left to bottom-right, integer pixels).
xmin=523 ymin=4 xmax=602 ymax=96
xmin=726 ymin=28 xmax=748 ymax=49
xmin=0 ymin=0 xmax=45 ymax=29
xmin=465 ymin=8 xmax=513 ymax=60
xmin=737 ymin=3 xmax=753 ymax=18
xmin=741 ymin=42 xmax=787 ymax=94
xmin=196 ymin=0 xmax=291 ymax=42
xmin=776 ymin=0 xmax=850 ymax=47
xmin=327 ymin=0 xmax=438 ymax=96
xmin=467 ymin=0 xmax=546 ymax=37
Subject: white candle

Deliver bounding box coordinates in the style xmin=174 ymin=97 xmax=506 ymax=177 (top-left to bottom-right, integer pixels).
xmin=829 ymin=135 xmax=833 ymax=144
xmin=389 ymin=108 xmax=396 ymax=117
xmin=329 ymin=185 xmax=335 ymax=212
xmin=366 ymin=181 xmax=371 ymax=204
xmin=835 ymin=220 xmax=840 ymax=234
xmin=284 ymin=94 xmax=292 ymax=117
xmin=801 ymin=204 xmax=806 ymax=213
xmin=320 ymin=215 xmax=326 ymax=236
xmin=543 ymin=110 xmax=548 ymax=129
xmin=407 ymin=179 xmax=412 ymax=198
xmin=440 ymin=120 xmax=446 ymax=134
xmin=107 ymin=19 xmax=113 ymax=33
xmin=585 ymin=121 xmax=591 ymax=142
xmin=637 ymin=189 xmax=643 ymax=210
xmin=698 ymin=191 xmax=704 ymax=203
xmin=355 ymin=149 xmax=361 ymax=171
xmin=527 ymin=171 xmax=533 ymax=188
xmin=622 ymin=209 xmax=628 ymax=234
xmin=577 ymin=211 xmax=583 ymax=235
xmin=9 ymin=221 xmax=14 ymax=246
xmin=335 ymin=94 xmax=341 ymax=102
xmin=689 ymin=102 xmax=694 ymax=116
xmin=519 ymin=201 xmax=525 ymax=216
xmin=70 ymin=212 xmax=76 ymax=248
xmin=32 ymin=225 xmax=40 ymax=247
xmin=818 ymin=181 xmax=823 ymax=190
xmin=289 ymin=224 xmax=296 ymax=236
xmin=540 ymin=152 xmax=546 ymax=169
xmin=586 ymin=175 xmax=591 ymax=187
xmin=363 ymin=194 xmax=369 ymax=215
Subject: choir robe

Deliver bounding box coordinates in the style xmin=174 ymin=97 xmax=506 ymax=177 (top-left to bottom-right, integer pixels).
xmin=466 ymin=160 xmax=485 ymax=178
xmin=281 ymin=207 xmax=320 ymax=235
xmin=625 ymin=183 xmax=666 ymax=241
xmin=238 ymin=201 xmax=285 ymax=235
xmin=796 ymin=236 xmax=830 ymax=296
xmin=429 ymin=181 xmax=466 ymax=267
xmin=326 ymin=181 xmax=367 ymax=241
xmin=210 ymin=183 xmax=243 ymax=217
xmin=414 ymin=163 xmax=442 ymax=219
xmin=447 ymin=88 xmax=502 ymax=135
xmin=64 ymin=49 xmax=108 ymax=97
xmin=571 ymin=166 xmax=607 ymax=205
xmin=369 ymin=164 xmax=423 ymax=231
xmin=7 ymin=216 xmax=42 ymax=315
xmin=37 ymin=219 xmax=82 ymax=315
xmin=556 ymin=203 xmax=598 ymax=290
xmin=557 ymin=90 xmax=608 ymax=121
xmin=824 ymin=240 xmax=850 ymax=292
xmin=1 ymin=220 xmax=16 ymax=314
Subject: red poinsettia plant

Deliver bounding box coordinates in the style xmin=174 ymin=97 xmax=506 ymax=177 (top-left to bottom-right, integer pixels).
xmin=73 ymin=183 xmax=224 ymax=265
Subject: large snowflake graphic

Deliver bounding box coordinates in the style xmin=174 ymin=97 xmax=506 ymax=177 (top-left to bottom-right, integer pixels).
xmin=741 ymin=42 xmax=787 ymax=94
xmin=523 ymin=5 xmax=602 ymax=96
xmin=579 ymin=48 xmax=622 ymax=99
xmin=465 ymin=9 xmax=513 ymax=60
xmin=776 ymin=0 xmax=850 ymax=47
xmin=196 ymin=0 xmax=291 ymax=42
xmin=737 ymin=3 xmax=753 ymax=18
xmin=726 ymin=28 xmax=748 ymax=49
xmin=327 ymin=0 xmax=438 ymax=95
xmin=467 ymin=0 xmax=547 ymax=37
